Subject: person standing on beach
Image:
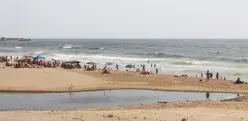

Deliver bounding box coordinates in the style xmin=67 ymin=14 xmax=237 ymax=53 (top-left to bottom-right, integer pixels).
xmin=216 ymin=72 xmax=219 ymax=79
xmin=206 ymin=70 xmax=210 ymax=80
xmin=210 ymin=73 xmax=213 ymax=79
xmin=154 ymin=64 xmax=156 ymax=68
xmin=151 ymin=63 xmax=152 ymax=67
xmin=156 ymin=68 xmax=158 ymax=74
xmin=116 ymin=64 xmax=119 ymax=70
xmin=201 ymin=73 xmax=203 ymax=78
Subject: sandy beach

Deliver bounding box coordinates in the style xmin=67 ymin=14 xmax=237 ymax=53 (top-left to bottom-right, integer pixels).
xmin=0 ymin=66 xmax=248 ymax=93
xmin=0 ymin=102 xmax=248 ymax=121
xmin=1 ymin=65 xmax=248 ymax=121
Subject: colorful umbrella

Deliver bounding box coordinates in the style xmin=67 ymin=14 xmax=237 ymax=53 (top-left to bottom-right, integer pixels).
xmin=234 ymin=72 xmax=245 ymax=76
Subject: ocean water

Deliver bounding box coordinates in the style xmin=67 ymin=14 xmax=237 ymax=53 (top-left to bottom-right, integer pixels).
xmin=0 ymin=39 xmax=247 ymax=80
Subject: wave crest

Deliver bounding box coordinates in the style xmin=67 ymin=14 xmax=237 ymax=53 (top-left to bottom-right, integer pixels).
xmin=88 ymin=47 xmax=104 ymax=50
xmin=125 ymin=52 xmax=184 ymax=58
xmin=169 ymin=60 xmax=193 ymax=65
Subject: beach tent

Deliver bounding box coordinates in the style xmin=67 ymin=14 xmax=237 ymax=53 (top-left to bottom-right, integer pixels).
xmin=105 ymin=62 xmax=113 ymax=65
xmin=87 ymin=62 xmax=96 ymax=65
xmin=125 ymin=64 xmax=134 ymax=68
xmin=66 ymin=60 xmax=80 ymax=64
xmin=34 ymin=55 xmax=45 ymax=60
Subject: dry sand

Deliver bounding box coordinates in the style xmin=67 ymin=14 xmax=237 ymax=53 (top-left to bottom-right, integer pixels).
xmin=0 ymin=68 xmax=102 ymax=92
xmin=0 ymin=66 xmax=248 ymax=93
xmin=0 ymin=102 xmax=248 ymax=121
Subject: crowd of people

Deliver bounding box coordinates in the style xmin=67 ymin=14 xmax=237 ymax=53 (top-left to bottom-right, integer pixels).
xmin=202 ymin=71 xmax=223 ymax=80
xmin=198 ymin=70 xmax=245 ymax=84
xmin=0 ymin=55 xmax=62 ymax=68
xmin=135 ymin=60 xmax=159 ymax=75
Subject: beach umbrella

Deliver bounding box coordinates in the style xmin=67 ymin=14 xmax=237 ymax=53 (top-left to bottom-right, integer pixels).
xmin=125 ymin=64 xmax=134 ymax=68
xmin=235 ymin=72 xmax=245 ymax=78
xmin=234 ymin=72 xmax=245 ymax=76
xmin=34 ymin=55 xmax=45 ymax=60
xmin=105 ymin=62 xmax=113 ymax=65
xmin=86 ymin=62 xmax=95 ymax=65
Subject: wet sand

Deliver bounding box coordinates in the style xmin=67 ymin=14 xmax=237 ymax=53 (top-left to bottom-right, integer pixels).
xmin=0 ymin=102 xmax=248 ymax=121
xmin=0 ymin=67 xmax=248 ymax=93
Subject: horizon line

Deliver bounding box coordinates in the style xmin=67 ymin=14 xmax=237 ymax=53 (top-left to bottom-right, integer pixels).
xmin=32 ymin=38 xmax=248 ymax=39
xmin=2 ymin=37 xmax=248 ymax=39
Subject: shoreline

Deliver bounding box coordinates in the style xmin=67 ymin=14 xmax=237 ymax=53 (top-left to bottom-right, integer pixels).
xmin=0 ymin=87 xmax=247 ymax=94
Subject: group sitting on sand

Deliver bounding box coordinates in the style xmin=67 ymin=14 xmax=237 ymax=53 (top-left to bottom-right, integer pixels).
xmin=0 ymin=56 xmax=8 ymax=62
xmin=83 ymin=64 xmax=96 ymax=71
xmin=1 ymin=55 xmax=61 ymax=69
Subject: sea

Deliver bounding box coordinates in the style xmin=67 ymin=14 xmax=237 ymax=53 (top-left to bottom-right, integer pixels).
xmin=0 ymin=39 xmax=247 ymax=81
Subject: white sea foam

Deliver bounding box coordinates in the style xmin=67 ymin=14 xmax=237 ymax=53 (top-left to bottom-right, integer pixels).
xmin=47 ymin=53 xmax=248 ymax=81
xmin=33 ymin=51 xmax=45 ymax=54
xmin=63 ymin=45 xmax=73 ymax=49
xmin=14 ymin=46 xmax=22 ymax=49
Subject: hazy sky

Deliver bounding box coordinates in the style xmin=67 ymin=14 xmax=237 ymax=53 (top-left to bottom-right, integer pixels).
xmin=0 ymin=0 xmax=248 ymax=38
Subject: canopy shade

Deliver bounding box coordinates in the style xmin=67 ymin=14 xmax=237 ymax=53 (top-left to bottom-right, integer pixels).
xmin=34 ymin=55 xmax=45 ymax=60
xmin=65 ymin=61 xmax=80 ymax=64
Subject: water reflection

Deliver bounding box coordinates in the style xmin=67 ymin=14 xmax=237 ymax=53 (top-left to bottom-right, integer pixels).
xmin=206 ymin=92 xmax=210 ymax=101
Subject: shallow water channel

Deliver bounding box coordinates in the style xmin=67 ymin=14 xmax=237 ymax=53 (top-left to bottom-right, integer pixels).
xmin=0 ymin=90 xmax=238 ymax=111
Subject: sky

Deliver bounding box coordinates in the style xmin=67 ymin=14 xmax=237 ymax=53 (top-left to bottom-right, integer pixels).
xmin=0 ymin=0 xmax=248 ymax=38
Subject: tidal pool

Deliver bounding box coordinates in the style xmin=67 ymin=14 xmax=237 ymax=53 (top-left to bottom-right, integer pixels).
xmin=0 ymin=90 xmax=238 ymax=111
